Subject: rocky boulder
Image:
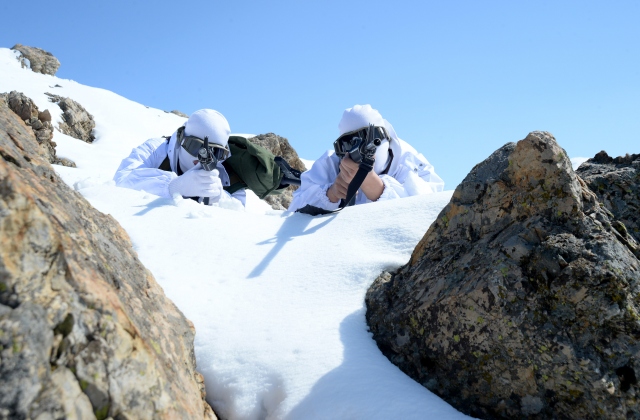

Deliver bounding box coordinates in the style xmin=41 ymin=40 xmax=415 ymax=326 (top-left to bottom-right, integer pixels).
xmin=11 ymin=44 xmax=60 ymax=76
xmin=46 ymin=93 xmax=96 ymax=143
xmin=366 ymin=131 xmax=640 ymax=419
xmin=1 ymin=91 xmax=74 ymax=167
xmin=576 ymin=151 xmax=640 ymax=243
xmin=249 ymin=133 xmax=306 ymax=210
xmin=0 ymin=103 xmax=214 ymax=419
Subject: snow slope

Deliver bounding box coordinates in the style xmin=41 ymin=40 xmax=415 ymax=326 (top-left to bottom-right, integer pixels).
xmin=1 ymin=47 xmax=471 ymax=419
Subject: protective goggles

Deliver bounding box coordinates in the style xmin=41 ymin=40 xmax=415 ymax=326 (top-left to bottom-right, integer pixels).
xmin=333 ymin=125 xmax=390 ymax=157
xmin=181 ymin=133 xmax=230 ymax=161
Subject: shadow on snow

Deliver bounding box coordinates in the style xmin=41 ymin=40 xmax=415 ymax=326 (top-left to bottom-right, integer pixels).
xmin=248 ymin=212 xmax=336 ymax=279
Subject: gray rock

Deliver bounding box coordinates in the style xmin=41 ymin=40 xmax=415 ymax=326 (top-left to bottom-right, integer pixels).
xmin=0 ymin=91 xmax=72 ymax=166
xmin=0 ymin=103 xmax=215 ymax=419
xmin=248 ymin=133 xmax=306 ymax=210
xmin=576 ymin=151 xmax=640 ymax=243
xmin=170 ymin=110 xmax=188 ymax=118
xmin=45 ymin=93 xmax=95 ymax=143
xmin=0 ymin=303 xmax=52 ymax=419
xmin=11 ymin=44 xmax=60 ymax=76
xmin=366 ymin=131 xmax=640 ymax=419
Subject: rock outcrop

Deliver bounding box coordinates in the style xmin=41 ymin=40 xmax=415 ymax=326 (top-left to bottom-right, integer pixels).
xmin=249 ymin=133 xmax=306 ymax=210
xmin=169 ymin=110 xmax=188 ymax=118
xmin=1 ymin=91 xmax=74 ymax=167
xmin=576 ymin=151 xmax=640 ymax=243
xmin=366 ymin=132 xmax=640 ymax=419
xmin=45 ymin=93 xmax=96 ymax=143
xmin=11 ymin=44 xmax=60 ymax=76
xmin=0 ymin=103 xmax=214 ymax=419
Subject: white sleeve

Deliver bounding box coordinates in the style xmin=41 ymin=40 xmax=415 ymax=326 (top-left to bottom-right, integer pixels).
xmin=287 ymin=151 xmax=341 ymax=212
xmin=389 ymin=141 xmax=445 ymax=195
xmin=113 ymin=138 xmax=177 ymax=198
xmin=373 ymin=170 xmax=441 ymax=203
xmin=375 ymin=175 xmax=407 ymax=201
xmin=407 ymin=168 xmax=444 ymax=195
xmin=404 ymin=152 xmax=444 ymax=193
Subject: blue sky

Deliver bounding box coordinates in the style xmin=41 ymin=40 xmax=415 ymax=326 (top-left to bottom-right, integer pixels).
xmin=2 ymin=0 xmax=638 ymax=188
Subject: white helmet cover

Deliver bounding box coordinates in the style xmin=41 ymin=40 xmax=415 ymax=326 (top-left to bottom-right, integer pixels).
xmin=178 ymin=109 xmax=230 ymax=172
xmin=184 ymin=109 xmax=230 ymax=147
xmin=338 ymin=104 xmax=391 ymax=174
xmin=338 ymin=104 xmax=385 ymax=136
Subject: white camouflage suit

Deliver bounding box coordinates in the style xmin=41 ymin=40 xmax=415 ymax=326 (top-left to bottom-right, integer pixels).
xmin=113 ymin=109 xmax=246 ymax=206
xmin=287 ymin=105 xmax=444 ymax=212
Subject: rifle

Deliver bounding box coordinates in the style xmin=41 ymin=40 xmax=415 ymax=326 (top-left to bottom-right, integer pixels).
xmin=197 ymin=136 xmax=219 ymax=205
xmin=297 ymin=124 xmax=384 ymax=215
xmin=339 ymin=123 xmax=381 ymax=207
xmin=343 ymin=123 xmax=381 ymax=165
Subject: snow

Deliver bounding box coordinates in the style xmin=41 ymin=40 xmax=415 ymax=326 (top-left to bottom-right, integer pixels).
xmin=1 ymin=47 xmax=473 ymax=419
xmin=299 ymin=158 xmax=315 ymax=171
xmin=571 ymin=156 xmax=589 ymax=170
xmin=233 ymin=133 xmax=258 ymax=139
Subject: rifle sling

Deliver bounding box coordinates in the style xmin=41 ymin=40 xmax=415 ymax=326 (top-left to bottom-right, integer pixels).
xmin=339 ymin=161 xmax=373 ymax=209
xmin=297 ymin=160 xmax=373 ymax=215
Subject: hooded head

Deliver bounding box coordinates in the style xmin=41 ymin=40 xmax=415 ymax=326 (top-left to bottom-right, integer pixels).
xmin=178 ymin=109 xmax=230 ymax=172
xmin=338 ymin=104 xmax=391 ymax=174
xmin=338 ymin=104 xmax=385 ymax=136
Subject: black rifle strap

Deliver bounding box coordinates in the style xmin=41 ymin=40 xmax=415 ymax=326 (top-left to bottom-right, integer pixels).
xmin=339 ymin=161 xmax=373 ymax=209
xmin=297 ymin=160 xmax=373 ymax=215
xmin=296 ymin=138 xmax=393 ymax=216
xmin=334 ymin=146 xmax=391 ymax=208
xmin=380 ymin=148 xmax=393 ymax=176
xmin=296 ymin=204 xmax=334 ymax=216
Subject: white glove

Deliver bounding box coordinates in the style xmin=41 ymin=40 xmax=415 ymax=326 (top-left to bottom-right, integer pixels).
xmin=168 ymin=165 xmax=223 ymax=199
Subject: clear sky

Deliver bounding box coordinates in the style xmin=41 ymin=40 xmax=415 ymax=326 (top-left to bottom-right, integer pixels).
xmin=2 ymin=0 xmax=638 ymax=188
